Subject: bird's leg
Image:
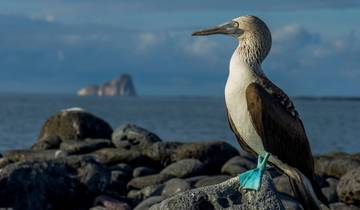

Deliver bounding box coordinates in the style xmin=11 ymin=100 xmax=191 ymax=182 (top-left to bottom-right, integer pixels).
xmin=238 ymin=152 xmax=270 ymax=191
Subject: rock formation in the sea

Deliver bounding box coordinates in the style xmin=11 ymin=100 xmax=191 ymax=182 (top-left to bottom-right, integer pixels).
xmin=77 ymin=74 xmax=137 ymax=96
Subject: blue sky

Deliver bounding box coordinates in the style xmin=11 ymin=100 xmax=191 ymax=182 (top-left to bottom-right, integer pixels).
xmin=0 ymin=0 xmax=360 ymax=96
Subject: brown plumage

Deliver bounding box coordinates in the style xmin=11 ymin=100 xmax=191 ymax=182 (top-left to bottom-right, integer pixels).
xmin=246 ymin=81 xmax=314 ymax=179
xmin=226 ymin=78 xmax=328 ymax=208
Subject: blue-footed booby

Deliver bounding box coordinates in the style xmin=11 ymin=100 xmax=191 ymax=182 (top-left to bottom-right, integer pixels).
xmin=192 ymin=15 xmax=328 ymax=209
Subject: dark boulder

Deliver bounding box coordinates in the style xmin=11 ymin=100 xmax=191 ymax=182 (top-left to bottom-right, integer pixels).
xmin=35 ymin=108 xmax=113 ymax=148
xmin=60 ymin=138 xmax=113 ymax=155
xmin=0 ymin=156 xmax=110 ymax=210
xmin=128 ymin=173 xmax=174 ymax=190
xmin=94 ymin=195 xmax=131 ymax=210
xmin=143 ymin=142 xmax=183 ymax=166
xmin=142 ymin=141 xmax=237 ymax=172
xmin=107 ymin=179 xmax=127 ymax=196
xmin=133 ymin=166 xmax=158 ymax=178
xmin=221 ymin=155 xmax=256 ymax=176
xmin=31 ymin=135 xmax=62 ymax=150
xmin=3 ymin=149 xmax=67 ymax=163
xmin=92 ymin=148 xmax=155 ymax=166
xmin=160 ymin=159 xmax=204 ymax=178
xmin=161 ymin=178 xmax=191 ymax=197
xmin=278 ymin=194 xmax=303 ymax=210
xmin=171 ymin=141 xmax=238 ymax=173
xmin=127 ymin=185 xmax=164 ymax=205
xmin=273 ymin=175 xmax=295 ymax=197
xmin=90 ymin=206 xmax=107 ymax=210
xmin=107 ymin=170 xmax=129 ymax=195
xmin=109 ymin=163 xmax=133 ymax=180
xmin=112 ymin=124 xmax=162 ymax=150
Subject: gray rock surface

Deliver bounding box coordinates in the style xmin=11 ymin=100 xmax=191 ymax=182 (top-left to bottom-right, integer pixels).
xmin=314 ymin=152 xmax=360 ymax=178
xmin=35 ymin=108 xmax=113 ymax=145
xmin=128 ymin=173 xmax=174 ymax=190
xmin=150 ymin=173 xmax=284 ymax=210
xmin=128 ymin=185 xmax=164 ymax=204
xmin=60 ymin=138 xmax=113 ymax=154
xmin=112 ymin=124 xmax=162 ymax=150
xmin=134 ymin=196 xmax=165 ymax=210
xmin=161 ymin=178 xmax=191 ymax=197
xmin=0 ymin=156 xmax=110 ymax=210
xmin=337 ymin=167 xmax=360 ymax=204
xmin=160 ymin=159 xmax=204 ymax=178
xmin=329 ymin=202 xmax=360 ymax=210
xmin=195 ymin=175 xmax=231 ymax=188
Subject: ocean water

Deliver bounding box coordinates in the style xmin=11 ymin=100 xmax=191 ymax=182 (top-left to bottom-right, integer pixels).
xmin=0 ymin=94 xmax=359 ymax=154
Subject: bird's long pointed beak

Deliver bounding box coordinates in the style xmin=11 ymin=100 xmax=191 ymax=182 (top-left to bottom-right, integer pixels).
xmin=192 ymin=21 xmax=239 ymax=36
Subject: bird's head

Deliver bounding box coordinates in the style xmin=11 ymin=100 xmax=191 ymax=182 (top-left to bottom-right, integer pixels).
xmin=192 ymin=15 xmax=272 ymax=65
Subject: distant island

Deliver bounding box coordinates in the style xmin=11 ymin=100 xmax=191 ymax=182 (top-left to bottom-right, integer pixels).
xmin=77 ymin=74 xmax=137 ymax=96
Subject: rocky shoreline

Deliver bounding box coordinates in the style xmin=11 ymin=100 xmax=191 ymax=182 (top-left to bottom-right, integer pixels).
xmin=0 ymin=108 xmax=359 ymax=210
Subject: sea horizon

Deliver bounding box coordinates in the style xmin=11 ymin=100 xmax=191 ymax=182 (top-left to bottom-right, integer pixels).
xmin=1 ymin=94 xmax=359 ymax=154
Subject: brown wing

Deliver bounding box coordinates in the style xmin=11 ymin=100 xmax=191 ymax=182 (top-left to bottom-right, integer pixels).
xmin=246 ymin=82 xmax=314 ymax=179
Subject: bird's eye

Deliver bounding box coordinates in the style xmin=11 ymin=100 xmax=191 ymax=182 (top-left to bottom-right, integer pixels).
xmin=233 ymin=22 xmax=239 ymax=28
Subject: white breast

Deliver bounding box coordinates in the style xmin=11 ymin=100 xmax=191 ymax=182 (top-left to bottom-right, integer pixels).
xmin=225 ymin=49 xmax=265 ymax=154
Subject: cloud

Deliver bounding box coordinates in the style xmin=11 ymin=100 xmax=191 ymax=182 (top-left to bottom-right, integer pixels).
xmin=183 ymin=38 xmax=219 ymax=59
xmin=264 ymin=24 xmax=360 ymax=96
xmin=13 ymin=0 xmax=360 ymax=12
xmin=30 ymin=13 xmax=56 ymax=22
xmin=137 ymin=32 xmax=160 ymax=51
xmin=272 ymin=25 xmax=320 ymax=53
xmin=0 ymin=13 xmax=359 ymax=96
xmin=45 ymin=15 xmax=55 ymax=22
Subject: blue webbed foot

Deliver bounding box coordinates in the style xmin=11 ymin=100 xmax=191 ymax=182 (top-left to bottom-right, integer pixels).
xmin=239 ymin=152 xmax=270 ymax=191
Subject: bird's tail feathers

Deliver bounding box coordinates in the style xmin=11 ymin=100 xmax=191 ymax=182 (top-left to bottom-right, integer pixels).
xmin=269 ymin=156 xmax=327 ymax=210
xmin=289 ymin=175 xmax=328 ymax=210
xmin=310 ymin=177 xmax=329 ymax=206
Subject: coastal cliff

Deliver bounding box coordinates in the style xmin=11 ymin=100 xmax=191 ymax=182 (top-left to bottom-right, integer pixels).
xmin=77 ymin=74 xmax=137 ymax=96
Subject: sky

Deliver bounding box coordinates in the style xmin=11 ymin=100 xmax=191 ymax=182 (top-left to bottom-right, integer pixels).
xmin=0 ymin=0 xmax=359 ymax=96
